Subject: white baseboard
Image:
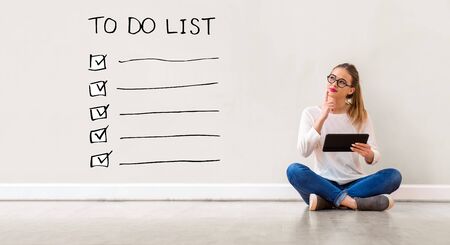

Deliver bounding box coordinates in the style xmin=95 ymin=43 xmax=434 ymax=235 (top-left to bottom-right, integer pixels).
xmin=0 ymin=183 xmax=449 ymax=201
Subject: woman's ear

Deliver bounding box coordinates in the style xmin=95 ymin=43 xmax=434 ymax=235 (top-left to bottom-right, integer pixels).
xmin=346 ymin=87 xmax=355 ymax=98
xmin=349 ymin=87 xmax=355 ymax=95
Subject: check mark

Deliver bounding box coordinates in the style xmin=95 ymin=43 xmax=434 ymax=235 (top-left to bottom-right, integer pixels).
xmin=90 ymin=151 xmax=113 ymax=167
xmin=89 ymin=54 xmax=107 ymax=71
xmin=90 ymin=104 xmax=110 ymax=121
xmin=90 ymin=125 xmax=109 ymax=143
xmin=89 ymin=80 xmax=108 ymax=97
xmin=96 ymin=83 xmax=105 ymax=91
xmin=95 ymin=59 xmax=104 ymax=65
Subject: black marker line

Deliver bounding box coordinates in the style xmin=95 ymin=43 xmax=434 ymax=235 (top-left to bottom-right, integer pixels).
xmin=117 ymin=81 xmax=218 ymax=91
xmin=118 ymin=57 xmax=219 ymax=63
xmin=120 ymin=134 xmax=221 ymax=140
xmin=119 ymin=110 xmax=220 ymax=116
xmin=119 ymin=159 xmax=221 ymax=165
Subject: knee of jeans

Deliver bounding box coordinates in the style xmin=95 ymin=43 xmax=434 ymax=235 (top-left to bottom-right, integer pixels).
xmin=286 ymin=162 xmax=308 ymax=184
xmin=385 ymin=168 xmax=402 ymax=190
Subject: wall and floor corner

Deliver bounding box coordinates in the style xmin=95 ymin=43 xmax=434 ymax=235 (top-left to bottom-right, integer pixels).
xmin=0 ymin=184 xmax=449 ymax=201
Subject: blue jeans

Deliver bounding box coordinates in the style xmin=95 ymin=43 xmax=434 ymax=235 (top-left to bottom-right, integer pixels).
xmin=286 ymin=162 xmax=402 ymax=207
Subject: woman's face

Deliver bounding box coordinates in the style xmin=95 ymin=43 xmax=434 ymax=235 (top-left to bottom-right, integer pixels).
xmin=327 ymin=67 xmax=355 ymax=100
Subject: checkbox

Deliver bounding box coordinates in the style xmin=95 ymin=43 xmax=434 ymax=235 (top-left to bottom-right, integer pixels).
xmin=89 ymin=54 xmax=107 ymax=71
xmin=90 ymin=104 xmax=110 ymax=121
xmin=90 ymin=151 xmax=112 ymax=167
xmin=89 ymin=80 xmax=108 ymax=97
xmin=90 ymin=125 xmax=109 ymax=143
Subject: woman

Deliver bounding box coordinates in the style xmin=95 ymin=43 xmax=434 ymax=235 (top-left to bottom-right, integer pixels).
xmin=286 ymin=63 xmax=402 ymax=211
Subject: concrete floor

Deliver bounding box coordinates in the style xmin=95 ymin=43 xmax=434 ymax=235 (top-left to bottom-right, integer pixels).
xmin=0 ymin=201 xmax=449 ymax=245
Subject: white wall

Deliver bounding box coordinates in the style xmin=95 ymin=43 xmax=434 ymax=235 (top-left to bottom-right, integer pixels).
xmin=0 ymin=0 xmax=448 ymax=186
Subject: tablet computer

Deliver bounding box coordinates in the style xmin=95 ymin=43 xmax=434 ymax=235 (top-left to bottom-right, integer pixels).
xmin=322 ymin=134 xmax=369 ymax=152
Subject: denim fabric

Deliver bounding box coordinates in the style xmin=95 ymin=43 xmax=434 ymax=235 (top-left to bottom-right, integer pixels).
xmin=286 ymin=162 xmax=402 ymax=207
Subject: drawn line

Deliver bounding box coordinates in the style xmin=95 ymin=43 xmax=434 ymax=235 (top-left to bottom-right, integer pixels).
xmin=120 ymin=134 xmax=221 ymax=140
xmin=119 ymin=110 xmax=220 ymax=116
xmin=116 ymin=81 xmax=218 ymax=91
xmin=118 ymin=57 xmax=219 ymax=63
xmin=119 ymin=159 xmax=221 ymax=165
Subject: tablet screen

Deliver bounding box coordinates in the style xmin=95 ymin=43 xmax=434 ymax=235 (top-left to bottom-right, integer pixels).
xmin=322 ymin=134 xmax=369 ymax=152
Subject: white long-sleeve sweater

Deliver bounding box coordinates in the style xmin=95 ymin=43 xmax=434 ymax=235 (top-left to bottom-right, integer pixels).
xmin=297 ymin=105 xmax=381 ymax=185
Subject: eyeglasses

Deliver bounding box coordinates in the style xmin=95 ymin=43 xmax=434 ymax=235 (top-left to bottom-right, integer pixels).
xmin=327 ymin=74 xmax=352 ymax=88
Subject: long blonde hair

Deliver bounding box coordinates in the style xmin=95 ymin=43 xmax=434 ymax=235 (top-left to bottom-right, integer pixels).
xmin=332 ymin=63 xmax=367 ymax=132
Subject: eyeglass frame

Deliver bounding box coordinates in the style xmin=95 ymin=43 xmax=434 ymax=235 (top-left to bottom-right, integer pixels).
xmin=327 ymin=74 xmax=353 ymax=88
